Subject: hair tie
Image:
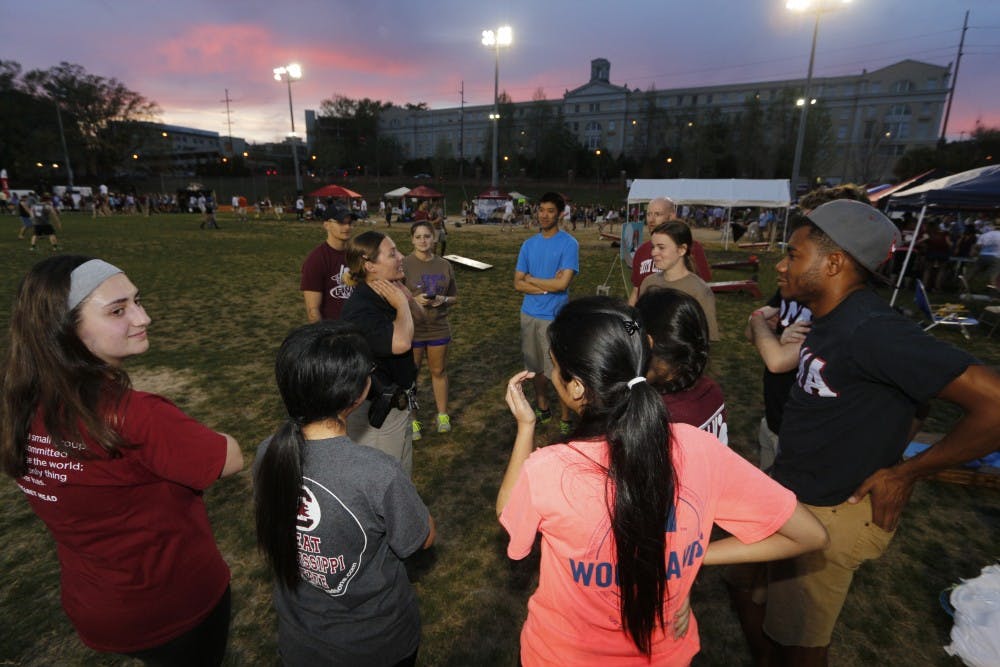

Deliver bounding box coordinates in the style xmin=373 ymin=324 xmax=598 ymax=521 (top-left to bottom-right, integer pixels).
xmin=623 ymin=319 xmax=640 ymax=336
xmin=627 ymin=376 xmax=646 ymax=389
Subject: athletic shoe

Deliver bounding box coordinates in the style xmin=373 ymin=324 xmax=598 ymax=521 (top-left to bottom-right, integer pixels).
xmin=29 ymin=246 xmax=37 ymax=251
xmin=534 ymin=407 xmax=552 ymax=424
xmin=559 ymin=420 xmax=572 ymax=436
xmin=436 ymin=414 xmax=451 ymax=433
xmin=412 ymin=420 xmax=422 ymax=441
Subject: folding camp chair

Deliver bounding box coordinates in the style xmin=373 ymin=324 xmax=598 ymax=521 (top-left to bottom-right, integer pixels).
xmin=980 ymin=305 xmax=1000 ymax=338
xmin=914 ymin=279 xmax=979 ymax=339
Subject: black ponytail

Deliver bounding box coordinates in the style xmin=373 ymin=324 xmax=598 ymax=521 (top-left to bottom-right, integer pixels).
xmin=254 ymin=321 xmax=372 ymax=589
xmin=254 ymin=419 xmax=306 ymax=589
xmin=549 ymin=296 xmax=676 ymax=656
xmin=636 ymin=288 xmax=710 ymax=394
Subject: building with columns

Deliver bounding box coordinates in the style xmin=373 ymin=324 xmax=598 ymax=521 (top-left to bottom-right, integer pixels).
xmin=361 ymin=57 xmax=950 ymax=183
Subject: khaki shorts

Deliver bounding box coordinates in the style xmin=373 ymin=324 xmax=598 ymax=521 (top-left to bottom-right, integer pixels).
xmin=520 ymin=312 xmax=554 ymax=377
xmin=345 ymin=402 xmax=413 ymax=476
xmin=762 ymin=495 xmax=895 ymax=647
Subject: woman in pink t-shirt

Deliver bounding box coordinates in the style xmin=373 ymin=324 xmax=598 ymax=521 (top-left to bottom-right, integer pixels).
xmin=497 ymin=296 xmax=827 ymax=665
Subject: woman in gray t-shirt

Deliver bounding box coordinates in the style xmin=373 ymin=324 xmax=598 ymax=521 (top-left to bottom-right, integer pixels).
xmin=253 ymin=321 xmax=435 ymax=666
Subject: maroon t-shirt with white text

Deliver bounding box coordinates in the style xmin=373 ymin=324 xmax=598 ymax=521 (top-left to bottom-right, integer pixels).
xmin=661 ymin=376 xmax=728 ymax=446
xmin=16 ymin=391 xmax=229 ymax=652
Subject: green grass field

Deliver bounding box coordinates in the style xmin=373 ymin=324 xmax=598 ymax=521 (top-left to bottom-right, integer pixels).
xmin=1 ymin=212 xmax=996 ymax=666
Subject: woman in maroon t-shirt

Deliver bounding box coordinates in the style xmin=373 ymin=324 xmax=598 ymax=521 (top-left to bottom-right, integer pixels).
xmin=0 ymin=255 xmax=244 ymax=664
xmin=637 ymin=288 xmax=728 ymax=444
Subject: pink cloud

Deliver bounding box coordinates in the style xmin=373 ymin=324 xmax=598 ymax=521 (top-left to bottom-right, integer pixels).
xmin=149 ymin=23 xmax=415 ymax=79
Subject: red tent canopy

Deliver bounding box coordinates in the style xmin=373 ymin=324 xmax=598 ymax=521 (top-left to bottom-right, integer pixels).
xmin=407 ymin=185 xmax=444 ymax=199
xmin=477 ymin=187 xmax=509 ymax=199
xmin=309 ymin=184 xmax=363 ymax=199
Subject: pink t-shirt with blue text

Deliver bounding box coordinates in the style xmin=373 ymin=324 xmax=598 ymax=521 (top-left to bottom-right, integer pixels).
xmin=500 ymin=425 xmax=795 ymax=666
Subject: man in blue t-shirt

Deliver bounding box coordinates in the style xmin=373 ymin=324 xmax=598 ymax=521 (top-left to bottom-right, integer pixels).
xmin=514 ymin=192 xmax=579 ymax=434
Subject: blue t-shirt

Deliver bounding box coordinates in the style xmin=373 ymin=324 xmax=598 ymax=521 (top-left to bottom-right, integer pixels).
xmin=516 ymin=230 xmax=579 ymax=320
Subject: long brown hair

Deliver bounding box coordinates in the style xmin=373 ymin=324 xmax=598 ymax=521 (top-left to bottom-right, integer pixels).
xmin=1 ymin=256 xmax=130 ymax=477
xmin=345 ymin=231 xmax=386 ymax=285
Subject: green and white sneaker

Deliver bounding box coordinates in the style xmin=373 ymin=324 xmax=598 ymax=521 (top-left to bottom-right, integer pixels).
xmin=412 ymin=420 xmax=422 ymax=441
xmin=534 ymin=407 xmax=552 ymax=424
xmin=436 ymin=413 xmax=452 ymax=433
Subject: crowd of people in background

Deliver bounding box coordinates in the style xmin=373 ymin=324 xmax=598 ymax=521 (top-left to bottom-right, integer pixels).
xmin=3 ymin=183 xmax=1000 ymax=666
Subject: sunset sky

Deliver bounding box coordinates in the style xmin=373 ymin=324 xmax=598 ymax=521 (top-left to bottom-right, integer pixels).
xmin=5 ymin=0 xmax=999 ymax=144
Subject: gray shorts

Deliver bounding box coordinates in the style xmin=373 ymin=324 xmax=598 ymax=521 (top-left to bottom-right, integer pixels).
xmin=520 ymin=312 xmax=554 ymax=377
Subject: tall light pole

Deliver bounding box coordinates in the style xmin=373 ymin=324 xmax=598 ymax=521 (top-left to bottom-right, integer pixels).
xmin=273 ymin=63 xmax=303 ymax=193
xmin=787 ymin=0 xmax=851 ymax=199
xmin=482 ymin=25 xmax=512 ymax=189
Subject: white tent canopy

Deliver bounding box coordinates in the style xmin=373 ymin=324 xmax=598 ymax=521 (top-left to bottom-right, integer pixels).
xmin=627 ymin=178 xmax=791 ymax=249
xmin=627 ymin=178 xmax=791 ymax=207
xmin=383 ymin=187 xmax=411 ymax=198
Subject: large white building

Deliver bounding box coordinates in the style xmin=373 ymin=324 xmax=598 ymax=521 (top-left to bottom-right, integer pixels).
xmin=368 ymin=58 xmax=950 ymax=183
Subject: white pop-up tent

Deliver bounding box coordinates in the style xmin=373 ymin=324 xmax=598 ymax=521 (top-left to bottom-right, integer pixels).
xmin=627 ymin=178 xmax=792 ymax=248
xmin=383 ymin=186 xmax=411 ymax=199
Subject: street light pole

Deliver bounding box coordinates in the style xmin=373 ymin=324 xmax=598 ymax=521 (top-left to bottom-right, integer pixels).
xmin=492 ymin=45 xmax=500 ymax=188
xmin=482 ymin=26 xmax=512 ymax=189
xmin=789 ymin=12 xmax=819 ymax=199
xmin=274 ymin=64 xmax=303 ymax=193
xmin=787 ymin=0 xmax=851 ymax=199
xmin=54 ymin=102 xmax=74 ymax=190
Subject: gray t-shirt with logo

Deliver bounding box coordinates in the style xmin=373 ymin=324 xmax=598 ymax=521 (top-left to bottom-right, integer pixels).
xmin=255 ymin=435 xmax=431 ymax=665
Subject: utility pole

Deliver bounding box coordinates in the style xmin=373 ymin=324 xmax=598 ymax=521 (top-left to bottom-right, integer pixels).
xmin=221 ymin=88 xmax=235 ymax=156
xmin=939 ymin=10 xmax=969 ymax=146
xmin=458 ymin=81 xmax=465 ymax=182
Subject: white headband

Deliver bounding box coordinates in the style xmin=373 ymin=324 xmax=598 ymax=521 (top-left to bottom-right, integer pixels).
xmin=67 ymin=260 xmax=123 ymax=310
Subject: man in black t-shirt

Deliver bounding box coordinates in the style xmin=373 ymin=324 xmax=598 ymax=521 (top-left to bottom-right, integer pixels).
xmin=732 ymin=199 xmax=1000 ymax=667
xmin=745 ymin=185 xmax=870 ymax=471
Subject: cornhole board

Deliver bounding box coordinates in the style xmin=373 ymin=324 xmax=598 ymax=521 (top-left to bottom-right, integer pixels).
xmin=708 ymin=280 xmax=762 ymax=298
xmin=600 ymin=231 xmax=618 ymax=242
xmin=737 ymin=242 xmax=771 ymax=249
xmin=444 ymin=254 xmax=493 ymax=271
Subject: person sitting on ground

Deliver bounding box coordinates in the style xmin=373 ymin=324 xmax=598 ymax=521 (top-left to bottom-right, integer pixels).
xmin=253 ymin=321 xmax=434 ymax=666
xmin=637 ymin=288 xmax=728 ymax=444
xmin=496 ymin=296 xmax=828 ymax=666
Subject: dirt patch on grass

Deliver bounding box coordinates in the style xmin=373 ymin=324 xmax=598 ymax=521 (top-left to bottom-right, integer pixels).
xmin=130 ymin=367 xmax=209 ymax=410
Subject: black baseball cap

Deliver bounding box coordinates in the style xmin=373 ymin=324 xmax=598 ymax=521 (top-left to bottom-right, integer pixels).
xmin=325 ymin=203 xmax=358 ymax=223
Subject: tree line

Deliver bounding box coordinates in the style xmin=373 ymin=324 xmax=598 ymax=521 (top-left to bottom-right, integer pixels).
xmin=0 ymin=60 xmax=157 ymax=188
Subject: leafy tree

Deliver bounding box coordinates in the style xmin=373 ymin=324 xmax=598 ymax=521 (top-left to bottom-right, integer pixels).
xmin=0 ymin=60 xmax=66 ymax=187
xmin=23 ymin=62 xmax=158 ymax=180
xmin=316 ymin=95 xmax=397 ymax=178
xmin=734 ymin=94 xmax=767 ymax=177
xmin=893 ymin=124 xmax=999 ymax=179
